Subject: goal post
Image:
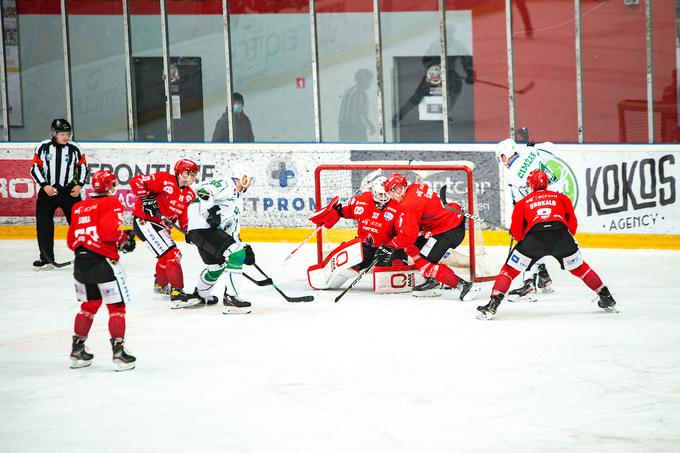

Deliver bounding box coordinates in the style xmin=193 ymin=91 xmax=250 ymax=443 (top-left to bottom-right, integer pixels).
xmin=313 ymin=162 xmax=499 ymax=283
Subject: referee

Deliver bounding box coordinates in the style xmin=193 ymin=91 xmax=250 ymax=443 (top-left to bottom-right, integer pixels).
xmin=30 ymin=119 xmax=89 ymax=269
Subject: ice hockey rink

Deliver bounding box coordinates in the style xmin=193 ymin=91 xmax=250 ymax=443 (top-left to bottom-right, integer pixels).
xmin=1 ymin=240 xmax=679 ymax=452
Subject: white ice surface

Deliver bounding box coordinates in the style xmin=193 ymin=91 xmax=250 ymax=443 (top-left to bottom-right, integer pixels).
xmin=1 ymin=240 xmax=679 ymax=453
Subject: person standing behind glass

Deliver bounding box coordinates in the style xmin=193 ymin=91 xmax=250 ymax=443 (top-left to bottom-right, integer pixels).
xmin=212 ymin=92 xmax=255 ymax=142
xmin=30 ymin=119 xmax=89 ymax=269
xmin=338 ymin=69 xmax=376 ymax=142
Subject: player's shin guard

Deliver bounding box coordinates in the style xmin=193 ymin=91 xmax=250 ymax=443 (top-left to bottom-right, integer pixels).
xmin=74 ymin=300 xmax=102 ymax=338
xmin=106 ymin=303 xmax=126 ymax=339
xmin=196 ymin=264 xmax=225 ymax=300
xmin=414 ymin=257 xmax=461 ymax=288
xmin=569 ymin=262 xmax=604 ymax=293
xmin=491 ymin=264 xmax=521 ymax=296
xmin=160 ymin=248 xmax=184 ymax=290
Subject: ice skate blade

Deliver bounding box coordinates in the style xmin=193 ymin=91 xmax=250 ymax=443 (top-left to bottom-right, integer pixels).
xmin=459 ymin=286 xmax=481 ymax=302
xmin=222 ymin=306 xmax=252 ymax=315
xmin=602 ymin=306 xmax=619 ymax=314
xmin=170 ymin=299 xmax=202 ymax=309
xmin=507 ymin=294 xmax=538 ymax=303
xmin=114 ymin=360 xmax=136 ymax=372
xmin=476 ymin=311 xmax=495 ymax=320
xmin=539 ymin=286 xmax=555 ymax=294
xmin=33 ymin=264 xmax=55 ymax=271
xmin=412 ymin=289 xmax=442 ymax=298
xmin=70 ymin=359 xmax=92 ymax=369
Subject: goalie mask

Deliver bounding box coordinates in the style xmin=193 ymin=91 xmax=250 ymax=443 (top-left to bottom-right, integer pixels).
xmin=371 ymin=176 xmax=391 ymax=207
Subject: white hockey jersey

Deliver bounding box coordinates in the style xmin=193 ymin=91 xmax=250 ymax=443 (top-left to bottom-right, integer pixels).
xmin=505 ymin=141 xmax=563 ymax=202
xmin=187 ymin=178 xmax=244 ymax=237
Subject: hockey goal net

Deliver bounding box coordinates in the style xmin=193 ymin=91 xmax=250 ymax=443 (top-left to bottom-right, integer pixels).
xmin=314 ymin=162 xmax=500 ymax=283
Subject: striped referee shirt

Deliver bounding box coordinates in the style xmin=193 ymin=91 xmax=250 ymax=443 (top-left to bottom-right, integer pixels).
xmin=30 ymin=139 xmax=89 ymax=189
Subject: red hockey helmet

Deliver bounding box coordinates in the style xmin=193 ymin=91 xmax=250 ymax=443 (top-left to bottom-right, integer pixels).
xmin=174 ymin=158 xmax=198 ymax=175
xmin=383 ymin=173 xmax=407 ymax=192
xmin=527 ymin=169 xmax=549 ymax=191
xmin=91 ymin=170 xmax=116 ymax=194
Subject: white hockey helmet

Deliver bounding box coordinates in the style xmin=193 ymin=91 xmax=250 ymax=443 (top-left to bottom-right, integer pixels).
xmin=495 ymin=138 xmax=519 ymax=164
xmin=230 ymin=165 xmax=254 ymax=193
xmin=371 ymin=176 xmax=391 ymax=207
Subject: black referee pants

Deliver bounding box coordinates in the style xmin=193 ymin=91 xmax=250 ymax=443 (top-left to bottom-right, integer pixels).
xmin=36 ymin=188 xmax=81 ymax=261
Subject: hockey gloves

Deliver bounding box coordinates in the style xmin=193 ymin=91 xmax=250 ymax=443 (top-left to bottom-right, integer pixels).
xmin=207 ymin=205 xmax=221 ymax=229
xmin=119 ymin=230 xmax=136 ymax=254
xmin=243 ymin=244 xmax=256 ymax=265
xmin=374 ymin=245 xmax=395 ymax=267
xmin=141 ymin=196 xmax=159 ymax=217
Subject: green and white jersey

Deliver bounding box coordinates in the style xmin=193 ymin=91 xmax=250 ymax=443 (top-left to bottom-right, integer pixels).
xmin=505 ymin=142 xmax=563 ymax=202
xmin=187 ymin=178 xmax=244 ymax=237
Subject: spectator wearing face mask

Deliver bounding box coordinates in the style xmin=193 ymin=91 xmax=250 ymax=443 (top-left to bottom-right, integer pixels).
xmin=212 ymin=92 xmax=255 ymax=143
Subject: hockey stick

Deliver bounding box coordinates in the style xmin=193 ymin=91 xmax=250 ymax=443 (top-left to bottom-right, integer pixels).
xmin=242 ymin=272 xmax=273 ymax=287
xmin=283 ymin=168 xmax=384 ymax=262
xmin=252 ymin=263 xmax=314 ymax=303
xmin=475 ymin=78 xmax=535 ymax=95
xmin=439 ymin=186 xmax=510 ymax=232
xmin=334 ymin=257 xmax=379 ymax=303
xmin=38 ymin=246 xmax=72 ymax=268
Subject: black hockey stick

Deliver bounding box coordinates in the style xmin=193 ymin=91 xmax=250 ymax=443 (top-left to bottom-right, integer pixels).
xmin=252 ymin=263 xmax=314 ymax=303
xmin=242 ymin=272 xmax=273 ymax=287
xmin=38 ymin=246 xmax=72 ymax=268
xmin=439 ymin=186 xmax=510 ymax=232
xmin=334 ymin=256 xmax=379 ymax=303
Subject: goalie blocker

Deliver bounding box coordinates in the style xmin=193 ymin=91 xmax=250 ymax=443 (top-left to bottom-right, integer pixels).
xmin=308 ymin=238 xmax=417 ymax=293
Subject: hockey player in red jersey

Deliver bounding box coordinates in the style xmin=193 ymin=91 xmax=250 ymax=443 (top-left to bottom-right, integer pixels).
xmin=67 ymin=170 xmax=137 ymax=370
xmin=307 ymin=176 xmax=409 ymax=290
xmin=379 ymin=173 xmax=474 ymax=299
xmin=130 ymin=159 xmax=197 ymax=303
xmin=476 ymin=169 xmax=617 ymax=320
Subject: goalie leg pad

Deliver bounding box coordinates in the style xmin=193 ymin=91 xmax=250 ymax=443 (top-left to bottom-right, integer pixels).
xmin=373 ymin=265 xmax=418 ymax=294
xmin=307 ymin=238 xmax=364 ymax=290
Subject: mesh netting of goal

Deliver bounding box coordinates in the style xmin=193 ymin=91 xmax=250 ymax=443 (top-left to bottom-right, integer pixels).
xmin=314 ymin=162 xmax=500 ymax=283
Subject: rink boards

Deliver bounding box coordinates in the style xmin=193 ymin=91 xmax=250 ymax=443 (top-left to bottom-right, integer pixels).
xmin=1 ymin=142 xmax=679 ymax=249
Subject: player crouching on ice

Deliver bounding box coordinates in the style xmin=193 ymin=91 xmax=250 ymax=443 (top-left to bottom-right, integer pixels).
xmin=307 ymin=176 xmax=415 ymax=294
xmin=379 ymin=173 xmax=474 ymax=300
xmin=129 ymin=159 xmax=197 ymax=303
xmin=67 ymin=170 xmax=137 ymax=371
xmin=476 ymin=169 xmax=617 ymax=320
xmin=181 ymin=169 xmax=256 ymax=313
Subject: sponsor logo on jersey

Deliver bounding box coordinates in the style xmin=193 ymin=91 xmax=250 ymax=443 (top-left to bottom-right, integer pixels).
xmin=383 ymin=211 xmax=394 ymax=222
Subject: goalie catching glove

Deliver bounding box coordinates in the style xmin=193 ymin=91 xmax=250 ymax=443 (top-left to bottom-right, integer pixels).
xmin=309 ymin=196 xmax=342 ymax=229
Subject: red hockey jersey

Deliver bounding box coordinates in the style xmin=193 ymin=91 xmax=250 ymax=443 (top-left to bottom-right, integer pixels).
xmin=510 ymin=189 xmax=577 ymax=241
xmin=388 ymin=183 xmax=463 ymax=255
xmin=342 ymin=192 xmax=400 ymax=247
xmin=129 ymin=172 xmax=195 ymax=229
xmin=67 ymin=195 xmax=127 ymax=260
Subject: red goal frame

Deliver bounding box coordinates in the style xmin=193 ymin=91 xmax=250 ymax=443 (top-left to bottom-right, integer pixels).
xmin=314 ymin=163 xmax=492 ymax=283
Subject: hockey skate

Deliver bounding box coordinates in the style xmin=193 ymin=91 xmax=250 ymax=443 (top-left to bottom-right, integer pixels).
xmin=153 ymin=282 xmax=171 ymax=296
xmin=111 ymin=338 xmax=136 ymax=371
xmin=536 ymin=263 xmax=554 ymax=293
xmin=456 ymin=278 xmax=479 ymax=301
xmin=507 ymin=275 xmax=537 ymax=302
xmin=169 ymin=288 xmax=202 ymax=309
xmin=412 ymin=277 xmax=442 ymax=298
xmin=595 ymin=286 xmax=618 ymax=313
xmin=175 ymin=289 xmax=219 ymax=309
xmin=222 ymin=294 xmax=252 ymax=314
xmin=33 ymin=259 xmax=55 ymax=271
xmin=476 ymin=294 xmax=503 ymax=320
xmin=70 ymin=336 xmax=93 ymax=369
